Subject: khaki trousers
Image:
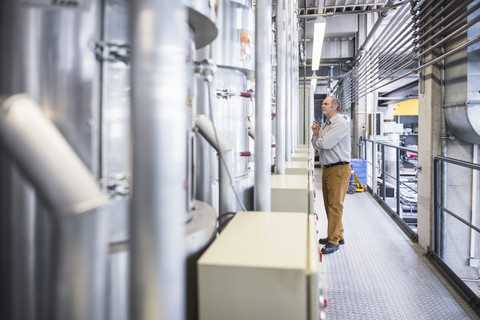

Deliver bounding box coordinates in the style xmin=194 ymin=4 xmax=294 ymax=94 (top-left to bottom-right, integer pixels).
xmin=322 ymin=164 xmax=351 ymax=245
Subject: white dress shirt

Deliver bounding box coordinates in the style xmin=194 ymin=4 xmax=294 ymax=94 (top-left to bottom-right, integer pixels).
xmin=311 ymin=113 xmax=351 ymax=165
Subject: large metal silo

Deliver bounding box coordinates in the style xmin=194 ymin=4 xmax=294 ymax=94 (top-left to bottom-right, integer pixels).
xmin=202 ymin=0 xmax=256 ymax=212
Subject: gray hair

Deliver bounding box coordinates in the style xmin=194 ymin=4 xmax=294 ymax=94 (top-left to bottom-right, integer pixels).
xmin=329 ymin=96 xmax=342 ymax=112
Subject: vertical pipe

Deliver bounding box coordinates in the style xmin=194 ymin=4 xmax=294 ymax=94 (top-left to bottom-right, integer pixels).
xmin=195 ymin=47 xmax=215 ymax=207
xmin=372 ymin=93 xmax=378 ymax=195
xmin=130 ymin=1 xmax=187 ymax=319
xmin=396 ymin=148 xmax=401 ymax=217
xmin=53 ymin=206 xmax=108 ymax=320
xmin=194 ymin=114 xmax=235 ymax=215
xmin=285 ymin=1 xmax=292 ymax=162
xmin=470 ymin=144 xmax=478 ymax=259
xmin=291 ymin=12 xmax=297 ymax=150
xmin=219 ymin=150 xmax=235 ymax=214
xmin=254 ymin=0 xmax=272 ymax=211
xmin=293 ymin=15 xmax=300 ymax=148
xmin=309 ymin=85 xmax=315 ymax=164
xmin=434 ymin=158 xmax=441 ymax=254
xmin=328 ymin=66 xmax=334 ymax=94
xmin=381 ymin=144 xmax=386 ymax=201
xmin=275 ymin=0 xmax=286 ymax=174
xmin=304 ymin=1 xmax=308 ymax=149
xmin=440 ymin=100 xmax=447 ymax=258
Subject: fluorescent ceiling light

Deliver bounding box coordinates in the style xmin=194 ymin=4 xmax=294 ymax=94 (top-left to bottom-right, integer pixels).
xmin=311 ymin=17 xmax=326 ymax=71
xmin=311 ymin=74 xmax=317 ymax=90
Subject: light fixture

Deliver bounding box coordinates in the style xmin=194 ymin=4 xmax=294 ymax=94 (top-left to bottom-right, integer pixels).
xmin=311 ymin=17 xmax=326 ymax=71
xmin=311 ymin=72 xmax=317 ymax=91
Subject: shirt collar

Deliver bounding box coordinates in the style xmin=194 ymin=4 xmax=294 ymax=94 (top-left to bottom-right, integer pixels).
xmin=326 ymin=113 xmax=340 ymax=125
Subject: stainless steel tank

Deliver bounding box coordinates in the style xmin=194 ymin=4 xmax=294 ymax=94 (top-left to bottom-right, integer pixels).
xmin=206 ymin=0 xmax=256 ymax=211
xmin=0 ymin=1 xmax=104 ymax=319
xmin=0 ymin=1 xmax=219 ymax=320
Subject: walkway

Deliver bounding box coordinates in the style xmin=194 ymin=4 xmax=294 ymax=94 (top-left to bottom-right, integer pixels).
xmin=313 ymin=168 xmax=479 ymax=320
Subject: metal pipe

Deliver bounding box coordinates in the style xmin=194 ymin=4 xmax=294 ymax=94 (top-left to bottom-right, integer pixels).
xmin=416 ymin=15 xmax=480 ymax=60
xmin=358 ymin=56 xmax=415 ymax=99
xmin=0 ymin=94 xmax=109 ymax=320
xmin=275 ymin=0 xmax=286 ymax=174
xmin=362 ymin=66 xmax=415 ymax=98
xmin=130 ymin=0 xmax=187 ymax=318
xmin=358 ymin=0 xmax=398 ymax=54
xmin=0 ymin=95 xmax=108 ymax=213
xmin=414 ymin=0 xmax=474 ymax=43
xmin=413 ymin=0 xmax=446 ymax=26
xmin=470 ymin=144 xmax=478 ymax=260
xmin=285 ymin=1 xmax=292 ymax=161
xmin=439 ymin=88 xmax=449 ymax=257
xmin=195 ymin=114 xmax=235 ymax=215
xmin=411 ymin=0 xmax=429 ymax=13
xmin=293 ymin=16 xmax=300 ymax=148
xmin=356 ymin=15 xmax=414 ymax=90
xmin=297 ymin=0 xmax=409 ymax=18
xmin=248 ymin=125 xmax=256 ymax=140
xmin=355 ymin=18 xmax=413 ymax=89
xmin=254 ymin=0 xmax=272 ymax=211
xmin=416 ymin=35 xmax=480 ymax=72
xmin=357 ymin=3 xmax=410 ymax=65
xmin=413 ymin=0 xmax=465 ymax=38
xmin=433 ymin=158 xmax=441 ymax=254
xmin=377 ymin=28 xmax=413 ymax=66
xmin=52 ymin=206 xmax=108 ymax=320
xmin=195 ymin=47 xmax=215 ymax=205
xmin=303 ymin=0 xmax=308 ymax=149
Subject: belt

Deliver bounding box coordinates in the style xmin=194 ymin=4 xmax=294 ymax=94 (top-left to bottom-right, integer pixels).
xmin=324 ymin=161 xmax=350 ymax=168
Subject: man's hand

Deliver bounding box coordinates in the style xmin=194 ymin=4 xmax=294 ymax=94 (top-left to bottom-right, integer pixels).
xmin=311 ymin=120 xmax=320 ymax=135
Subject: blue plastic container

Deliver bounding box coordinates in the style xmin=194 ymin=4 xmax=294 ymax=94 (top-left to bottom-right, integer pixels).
xmin=351 ymin=159 xmax=367 ymax=185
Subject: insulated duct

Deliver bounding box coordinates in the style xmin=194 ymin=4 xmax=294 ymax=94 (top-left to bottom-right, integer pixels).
xmin=443 ymin=2 xmax=480 ymax=144
xmin=0 ymin=95 xmax=107 ymax=214
xmin=0 ymin=94 xmax=109 ymax=320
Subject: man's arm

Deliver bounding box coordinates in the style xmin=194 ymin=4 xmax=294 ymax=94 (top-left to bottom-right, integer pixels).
xmin=313 ymin=119 xmax=349 ymax=150
xmin=311 ymin=120 xmax=320 ymax=149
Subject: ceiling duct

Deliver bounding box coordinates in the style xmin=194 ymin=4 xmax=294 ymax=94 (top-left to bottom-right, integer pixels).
xmin=443 ymin=5 xmax=480 ymax=144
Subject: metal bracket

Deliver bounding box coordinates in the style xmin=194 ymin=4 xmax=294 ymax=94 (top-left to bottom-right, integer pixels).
xmin=95 ymin=41 xmax=131 ymax=65
xmin=99 ymin=175 xmax=130 ymax=197
xmin=194 ymin=59 xmax=217 ymax=82
xmin=216 ymin=89 xmax=236 ymax=100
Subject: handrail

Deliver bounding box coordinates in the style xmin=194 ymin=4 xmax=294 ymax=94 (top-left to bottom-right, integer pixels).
xmin=364 ymin=138 xmax=418 ymax=154
xmin=433 ymin=156 xmax=480 ymax=254
xmin=431 ymin=155 xmax=480 ymax=315
xmin=360 ymin=138 xmax=418 ymax=242
xmin=434 ymin=155 xmax=480 ymax=171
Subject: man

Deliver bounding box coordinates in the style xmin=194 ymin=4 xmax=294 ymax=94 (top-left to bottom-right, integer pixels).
xmin=311 ymin=96 xmax=351 ymax=254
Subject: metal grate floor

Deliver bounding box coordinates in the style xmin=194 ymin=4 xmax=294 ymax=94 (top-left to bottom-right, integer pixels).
xmin=313 ymin=168 xmax=479 ymax=320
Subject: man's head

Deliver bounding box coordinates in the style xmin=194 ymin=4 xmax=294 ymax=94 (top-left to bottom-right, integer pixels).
xmin=322 ymin=96 xmax=341 ymax=119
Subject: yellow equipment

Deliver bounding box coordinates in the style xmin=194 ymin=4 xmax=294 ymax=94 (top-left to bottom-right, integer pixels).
xmin=347 ymin=170 xmax=365 ymax=193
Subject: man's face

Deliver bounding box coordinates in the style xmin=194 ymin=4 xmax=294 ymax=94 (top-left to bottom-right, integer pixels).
xmin=322 ymin=97 xmax=337 ymax=119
